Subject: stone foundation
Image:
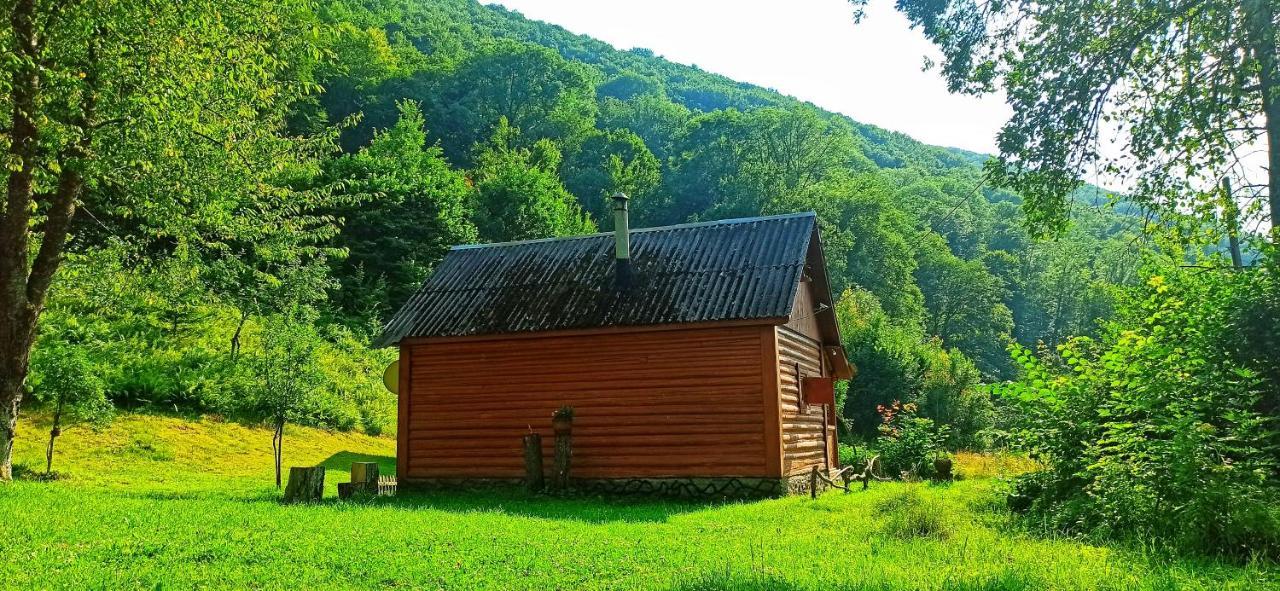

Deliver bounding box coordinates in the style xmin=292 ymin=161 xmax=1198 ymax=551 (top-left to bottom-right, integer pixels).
xmin=401 ymin=471 xmax=841 ymax=500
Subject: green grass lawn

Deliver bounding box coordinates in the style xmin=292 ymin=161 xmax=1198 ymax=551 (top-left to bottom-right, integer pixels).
xmin=1 ymin=414 xmax=1275 ymax=590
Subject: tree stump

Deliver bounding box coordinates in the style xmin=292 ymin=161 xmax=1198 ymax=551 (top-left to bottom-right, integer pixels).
xmin=339 ymin=462 xmax=381 ymax=500
xmin=553 ymin=431 xmax=572 ymax=491
xmin=523 ymin=433 xmax=544 ymax=493
xmin=351 ymin=462 xmax=379 ymax=486
xmin=933 ymin=457 xmax=953 ymax=481
xmin=283 ymin=466 xmax=325 ymax=503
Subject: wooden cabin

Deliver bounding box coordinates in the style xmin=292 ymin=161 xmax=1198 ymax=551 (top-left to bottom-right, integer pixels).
xmin=376 ymin=195 xmax=854 ymax=496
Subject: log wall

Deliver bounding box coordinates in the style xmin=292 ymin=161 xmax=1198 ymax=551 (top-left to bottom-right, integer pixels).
xmin=777 ymin=326 xmax=837 ymax=475
xmin=401 ymin=325 xmax=773 ymax=480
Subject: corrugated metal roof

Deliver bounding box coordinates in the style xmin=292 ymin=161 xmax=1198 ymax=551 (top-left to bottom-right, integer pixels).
xmin=374 ymin=212 xmax=817 ymax=346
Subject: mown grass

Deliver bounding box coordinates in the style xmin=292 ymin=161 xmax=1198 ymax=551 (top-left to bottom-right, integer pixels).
xmin=1 ymin=414 xmax=1276 ymax=590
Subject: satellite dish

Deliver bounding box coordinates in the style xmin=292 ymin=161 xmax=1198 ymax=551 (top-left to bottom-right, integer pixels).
xmin=383 ymin=360 xmax=400 ymax=394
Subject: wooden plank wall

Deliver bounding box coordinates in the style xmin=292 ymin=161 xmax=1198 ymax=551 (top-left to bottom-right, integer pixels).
xmin=777 ymin=326 xmax=836 ymax=475
xmin=402 ymin=325 xmax=770 ymax=479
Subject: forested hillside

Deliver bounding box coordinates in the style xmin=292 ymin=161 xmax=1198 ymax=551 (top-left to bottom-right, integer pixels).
xmin=302 ymin=0 xmax=1143 ymax=432
xmin=21 ymin=0 xmax=1140 ymax=448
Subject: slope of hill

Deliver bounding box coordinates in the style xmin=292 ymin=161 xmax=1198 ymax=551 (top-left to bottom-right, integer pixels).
xmin=339 ymin=0 xmax=993 ymax=172
xmin=308 ymin=0 xmax=1141 ymax=387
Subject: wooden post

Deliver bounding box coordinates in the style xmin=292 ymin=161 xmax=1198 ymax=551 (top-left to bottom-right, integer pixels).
xmin=283 ymin=466 xmax=324 ymax=503
xmin=553 ymin=431 xmax=572 ymax=491
xmin=523 ymin=433 xmax=545 ymax=493
xmin=809 ymin=465 xmax=819 ymax=499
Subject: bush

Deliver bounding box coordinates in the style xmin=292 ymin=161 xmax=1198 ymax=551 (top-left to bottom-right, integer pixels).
xmin=836 ymin=288 xmax=993 ymax=448
xmin=874 ymin=401 xmax=951 ymax=480
xmin=837 ymin=442 xmax=873 ymax=469
xmin=997 ymin=266 xmax=1280 ymax=558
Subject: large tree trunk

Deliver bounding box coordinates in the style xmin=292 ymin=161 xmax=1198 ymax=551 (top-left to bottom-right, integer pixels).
xmin=0 ymin=1 xmax=97 ymax=482
xmin=0 ymin=386 xmax=19 ymax=481
xmin=0 ymin=0 xmax=41 ymax=484
xmin=1245 ymin=0 xmax=1280 ymax=240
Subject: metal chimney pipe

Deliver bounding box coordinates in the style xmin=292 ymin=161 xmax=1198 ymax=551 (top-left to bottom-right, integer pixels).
xmin=611 ymin=192 xmax=632 ymax=288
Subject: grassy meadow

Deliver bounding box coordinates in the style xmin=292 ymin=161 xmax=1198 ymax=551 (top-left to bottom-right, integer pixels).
xmin=1 ymin=414 xmax=1275 ymax=590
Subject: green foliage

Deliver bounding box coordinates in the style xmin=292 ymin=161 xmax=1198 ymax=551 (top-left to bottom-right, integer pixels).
xmin=414 ymin=41 xmax=599 ymax=165
xmin=874 ymin=401 xmax=952 ymax=480
xmin=837 ymin=442 xmax=874 ymax=469
xmin=913 ymin=234 xmax=1015 ymax=379
xmin=471 ymin=119 xmax=597 ymax=242
xmin=36 ymin=247 xmax=393 ymax=435
xmin=250 ymin=311 xmax=331 ymax=429
xmin=997 ymin=265 xmax=1280 ymax=558
xmin=836 ymin=288 xmax=991 ymax=448
xmin=561 ymin=128 xmax=661 ymax=224
xmin=29 ymin=348 xmax=112 ymax=429
xmin=325 ymin=101 xmax=478 ymax=319
xmin=878 ymin=0 xmax=1279 ymax=240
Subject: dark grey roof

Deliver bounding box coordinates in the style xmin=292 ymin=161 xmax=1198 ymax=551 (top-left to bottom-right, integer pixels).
xmin=374 ymin=212 xmax=817 ymax=346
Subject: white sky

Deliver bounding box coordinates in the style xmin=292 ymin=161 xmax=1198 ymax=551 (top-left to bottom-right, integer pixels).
xmin=481 ymin=0 xmax=1011 ymax=154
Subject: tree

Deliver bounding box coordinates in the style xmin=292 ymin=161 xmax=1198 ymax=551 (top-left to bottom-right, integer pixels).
xmin=561 ymin=129 xmax=660 ymax=226
xmin=417 ymin=42 xmax=598 ymax=165
xmin=471 ymin=119 xmax=596 ymax=242
xmin=913 ymin=235 xmax=1015 ymax=379
xmin=769 ymin=173 xmax=926 ymax=325
xmin=0 ymin=0 xmax=321 ymax=480
xmin=866 ymin=0 xmax=1280 ymax=242
xmin=597 ymin=93 xmax=691 ymax=163
xmin=326 ymin=101 xmax=477 ymax=320
xmin=30 ymin=346 xmax=111 ymax=475
xmin=834 ymin=287 xmax=988 ymax=443
xmin=252 ymin=308 xmax=328 ymax=489
xmin=667 ymin=107 xmax=867 ymax=222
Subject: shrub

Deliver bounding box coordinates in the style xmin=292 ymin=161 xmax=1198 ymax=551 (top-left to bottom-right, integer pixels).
xmin=996 ymin=267 xmax=1280 ymax=558
xmin=836 ymin=288 xmax=993 ymax=448
xmin=874 ymin=401 xmax=951 ymax=479
xmin=837 ymin=443 xmax=873 ymax=469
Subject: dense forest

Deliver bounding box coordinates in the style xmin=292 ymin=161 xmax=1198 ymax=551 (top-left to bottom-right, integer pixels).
xmin=48 ymin=0 xmax=1141 ymax=424
xmin=3 ymin=0 xmax=1277 ymax=560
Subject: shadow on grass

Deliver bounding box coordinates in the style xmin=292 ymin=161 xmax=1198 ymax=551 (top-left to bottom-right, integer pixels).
xmin=318 ymin=451 xmax=397 ymax=476
xmin=354 ymin=487 xmax=729 ymax=524
xmin=98 ymin=450 xmax=745 ymax=523
xmin=308 ymin=450 xmax=734 ymax=523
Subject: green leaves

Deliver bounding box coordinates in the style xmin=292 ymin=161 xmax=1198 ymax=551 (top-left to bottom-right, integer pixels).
xmin=887 ymin=0 xmax=1277 ymax=244
xmin=471 ymin=119 xmax=596 ymax=243
xmin=997 ymin=264 xmax=1280 ymax=557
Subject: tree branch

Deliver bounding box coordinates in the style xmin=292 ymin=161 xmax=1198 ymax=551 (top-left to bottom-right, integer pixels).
xmin=26 ymin=29 xmax=102 ymax=307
